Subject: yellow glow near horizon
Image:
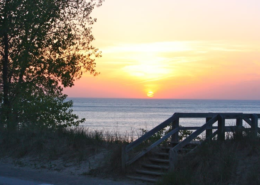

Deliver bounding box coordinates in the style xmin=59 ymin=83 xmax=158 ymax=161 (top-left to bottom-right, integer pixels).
xmin=102 ymin=42 xmax=193 ymax=53
xmin=65 ymin=0 xmax=260 ymax=100
xmin=123 ymin=62 xmax=171 ymax=79
xmin=112 ymin=42 xmax=190 ymax=81
xmin=147 ymin=91 xmax=154 ymax=98
xmin=66 ymin=39 xmax=260 ymax=99
xmin=73 ymin=40 xmax=260 ymax=99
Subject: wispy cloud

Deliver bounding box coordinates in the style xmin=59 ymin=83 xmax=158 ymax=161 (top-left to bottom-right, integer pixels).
xmin=101 ymin=41 xmax=255 ymax=54
xmin=101 ymin=41 xmax=194 ymax=53
xmin=97 ymin=40 xmax=259 ymax=84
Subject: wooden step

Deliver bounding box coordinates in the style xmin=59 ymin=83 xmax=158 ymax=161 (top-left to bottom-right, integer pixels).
xmin=190 ymin=141 xmax=201 ymax=144
xmin=153 ymin=148 xmax=194 ymax=157
xmin=160 ymin=144 xmax=198 ymax=152
xmin=136 ymin=169 xmax=165 ymax=176
xmin=154 ymin=152 xmax=169 ymax=157
xmin=127 ymin=175 xmax=158 ymax=183
xmin=179 ymin=148 xmax=192 ymax=152
xmin=160 ymin=147 xmax=171 ymax=151
xmin=142 ymin=163 xmax=169 ymax=170
xmin=169 ymin=140 xmax=200 ymax=144
xmin=149 ymin=158 xmax=169 ymax=163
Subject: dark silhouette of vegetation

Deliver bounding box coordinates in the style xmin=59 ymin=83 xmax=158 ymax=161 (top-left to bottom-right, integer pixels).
xmin=158 ymin=131 xmax=260 ymax=185
xmin=0 ymin=127 xmax=131 ymax=174
xmin=0 ymin=0 xmax=103 ymax=130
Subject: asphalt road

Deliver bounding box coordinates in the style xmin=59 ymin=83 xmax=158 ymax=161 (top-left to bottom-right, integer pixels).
xmin=0 ymin=163 xmax=144 ymax=185
xmin=0 ymin=176 xmax=53 ymax=185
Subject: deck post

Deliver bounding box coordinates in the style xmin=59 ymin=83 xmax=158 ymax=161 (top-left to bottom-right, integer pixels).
xmin=171 ymin=117 xmax=179 ymax=145
xmin=206 ymin=117 xmax=212 ymax=140
xmin=218 ymin=114 xmax=225 ymax=141
xmin=235 ymin=117 xmax=243 ymax=139
xmin=121 ymin=145 xmax=126 ymax=171
xmin=251 ymin=114 xmax=258 ymax=138
xmin=169 ymin=148 xmax=178 ymax=170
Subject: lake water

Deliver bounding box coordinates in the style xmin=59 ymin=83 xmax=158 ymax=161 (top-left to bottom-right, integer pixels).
xmin=68 ymin=98 xmax=260 ymax=135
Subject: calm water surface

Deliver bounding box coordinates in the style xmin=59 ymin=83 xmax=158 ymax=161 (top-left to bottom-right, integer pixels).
xmin=68 ymin=98 xmax=260 ymax=134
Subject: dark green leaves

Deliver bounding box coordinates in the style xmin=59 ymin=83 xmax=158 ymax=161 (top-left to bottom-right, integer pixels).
xmin=0 ymin=0 xmax=103 ymax=130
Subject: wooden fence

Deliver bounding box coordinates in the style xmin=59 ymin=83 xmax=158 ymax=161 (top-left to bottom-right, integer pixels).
xmin=122 ymin=112 xmax=260 ymax=170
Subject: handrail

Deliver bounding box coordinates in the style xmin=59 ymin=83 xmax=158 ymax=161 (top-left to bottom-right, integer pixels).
xmin=122 ymin=114 xmax=178 ymax=168
xmin=175 ymin=112 xmax=260 ymax=118
xmin=126 ymin=127 xmax=179 ymax=165
xmin=171 ymin=115 xmax=218 ymax=152
xmin=180 ymin=126 xmax=217 ymax=130
xmin=125 ymin=114 xmax=177 ymax=152
xmin=242 ymin=114 xmax=260 ymax=134
xmin=169 ymin=113 xmax=259 ymax=169
xmin=180 ymin=126 xmax=240 ymax=131
xmin=122 ymin=112 xmax=260 ymax=170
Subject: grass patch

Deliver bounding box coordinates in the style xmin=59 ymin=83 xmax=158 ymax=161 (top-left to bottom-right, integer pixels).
xmin=158 ymin=133 xmax=260 ymax=185
xmin=88 ymin=143 xmax=125 ymax=178
xmin=0 ymin=127 xmax=130 ymax=164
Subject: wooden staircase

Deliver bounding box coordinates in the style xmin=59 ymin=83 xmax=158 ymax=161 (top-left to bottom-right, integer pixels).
xmin=122 ymin=113 xmax=260 ymax=183
xmin=127 ymin=142 xmax=199 ymax=182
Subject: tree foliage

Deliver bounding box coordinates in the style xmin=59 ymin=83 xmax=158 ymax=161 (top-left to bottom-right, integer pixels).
xmin=0 ymin=0 xmax=103 ymax=130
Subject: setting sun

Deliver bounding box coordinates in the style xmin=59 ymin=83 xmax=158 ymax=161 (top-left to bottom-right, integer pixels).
xmin=147 ymin=91 xmax=154 ymax=98
xmin=64 ymin=0 xmax=260 ymax=100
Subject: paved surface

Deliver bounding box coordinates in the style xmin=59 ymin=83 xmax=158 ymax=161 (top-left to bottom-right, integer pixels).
xmin=0 ymin=164 xmax=144 ymax=185
xmin=0 ymin=176 xmax=52 ymax=185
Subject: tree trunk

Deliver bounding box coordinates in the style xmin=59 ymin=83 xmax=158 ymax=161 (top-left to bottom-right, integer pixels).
xmin=3 ymin=32 xmax=9 ymax=108
xmin=1 ymin=0 xmax=14 ymax=130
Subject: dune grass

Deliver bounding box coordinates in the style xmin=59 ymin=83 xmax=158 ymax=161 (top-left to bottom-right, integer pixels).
xmin=157 ymin=131 xmax=260 ymax=185
xmin=0 ymin=127 xmax=131 ymax=163
xmin=2 ymin=126 xmax=260 ymax=184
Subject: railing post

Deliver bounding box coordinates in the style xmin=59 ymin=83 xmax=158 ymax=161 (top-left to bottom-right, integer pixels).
xmin=169 ymin=148 xmax=178 ymax=170
xmin=235 ymin=117 xmax=243 ymax=139
xmin=206 ymin=117 xmax=212 ymax=140
xmin=218 ymin=114 xmax=225 ymax=141
xmin=171 ymin=117 xmax=179 ymax=145
xmin=251 ymin=114 xmax=258 ymax=138
xmin=121 ymin=144 xmax=126 ymax=171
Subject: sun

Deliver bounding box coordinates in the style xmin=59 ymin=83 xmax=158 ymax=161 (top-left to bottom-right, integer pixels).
xmin=147 ymin=91 xmax=154 ymax=98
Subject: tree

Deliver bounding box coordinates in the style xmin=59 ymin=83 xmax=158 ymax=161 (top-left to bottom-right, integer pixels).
xmin=0 ymin=0 xmax=103 ymax=130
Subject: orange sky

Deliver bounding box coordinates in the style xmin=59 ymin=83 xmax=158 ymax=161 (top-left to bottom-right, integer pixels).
xmin=64 ymin=0 xmax=260 ymax=100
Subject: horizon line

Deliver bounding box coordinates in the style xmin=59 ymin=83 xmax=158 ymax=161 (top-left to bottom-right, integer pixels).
xmin=66 ymin=97 xmax=260 ymax=101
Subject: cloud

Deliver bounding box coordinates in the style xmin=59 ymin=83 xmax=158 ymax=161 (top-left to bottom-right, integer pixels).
xmin=101 ymin=41 xmax=194 ymax=53
xmin=101 ymin=41 xmax=256 ymax=54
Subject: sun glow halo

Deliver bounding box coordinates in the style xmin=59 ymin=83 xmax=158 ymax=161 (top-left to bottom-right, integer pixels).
xmin=147 ymin=91 xmax=154 ymax=98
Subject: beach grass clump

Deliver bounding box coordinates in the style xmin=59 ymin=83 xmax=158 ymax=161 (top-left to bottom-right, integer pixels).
xmin=88 ymin=143 xmax=125 ymax=178
xmin=0 ymin=127 xmax=130 ymax=163
xmin=158 ymin=140 xmax=238 ymax=185
xmin=158 ymin=131 xmax=260 ymax=185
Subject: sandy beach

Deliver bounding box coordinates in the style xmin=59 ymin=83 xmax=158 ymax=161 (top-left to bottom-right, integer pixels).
xmin=0 ymin=157 xmax=145 ymax=185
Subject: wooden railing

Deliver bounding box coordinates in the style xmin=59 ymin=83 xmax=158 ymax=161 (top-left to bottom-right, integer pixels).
xmin=122 ymin=112 xmax=260 ymax=170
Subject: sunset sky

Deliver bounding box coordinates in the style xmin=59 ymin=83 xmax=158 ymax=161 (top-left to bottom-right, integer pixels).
xmin=64 ymin=0 xmax=260 ymax=100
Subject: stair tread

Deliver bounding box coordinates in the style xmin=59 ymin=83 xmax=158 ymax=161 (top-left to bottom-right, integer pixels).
xmin=127 ymin=175 xmax=158 ymax=182
xmin=149 ymin=157 xmax=169 ymax=163
xmin=142 ymin=163 xmax=169 ymax=170
xmin=136 ymin=169 xmax=165 ymax=176
xmin=160 ymin=144 xmax=198 ymax=152
xmin=160 ymin=146 xmax=171 ymax=150
xmin=155 ymin=152 xmax=169 ymax=156
xmin=160 ymin=147 xmax=194 ymax=151
xmin=179 ymin=148 xmax=192 ymax=151
xmin=170 ymin=141 xmax=201 ymax=145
